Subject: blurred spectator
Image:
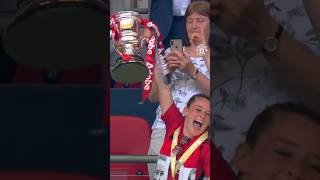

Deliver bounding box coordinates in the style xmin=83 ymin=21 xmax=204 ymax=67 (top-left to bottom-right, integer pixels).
xmin=234 ymin=102 xmax=320 ymax=180
xmin=211 ymin=0 xmax=320 ymax=164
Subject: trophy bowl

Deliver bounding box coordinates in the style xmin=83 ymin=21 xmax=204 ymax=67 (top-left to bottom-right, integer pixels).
xmin=111 ymin=55 xmax=148 ymax=84
xmin=110 ymin=11 xmax=149 ymax=83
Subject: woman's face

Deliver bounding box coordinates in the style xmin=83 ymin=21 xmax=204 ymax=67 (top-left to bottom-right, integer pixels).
xmin=183 ymin=97 xmax=210 ymax=137
xmin=235 ymin=112 xmax=320 ymax=180
xmin=186 ymin=12 xmax=210 ymax=45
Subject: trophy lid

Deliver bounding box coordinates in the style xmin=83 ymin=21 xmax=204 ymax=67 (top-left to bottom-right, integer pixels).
xmin=115 ymin=11 xmax=140 ymax=20
xmin=116 ymin=11 xmax=140 ymax=17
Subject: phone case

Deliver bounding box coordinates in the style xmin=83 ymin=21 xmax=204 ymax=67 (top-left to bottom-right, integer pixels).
xmin=170 ymin=39 xmax=183 ymax=52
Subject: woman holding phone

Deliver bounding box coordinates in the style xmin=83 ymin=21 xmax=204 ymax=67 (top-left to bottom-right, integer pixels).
xmin=147 ymin=1 xmax=213 ymax=177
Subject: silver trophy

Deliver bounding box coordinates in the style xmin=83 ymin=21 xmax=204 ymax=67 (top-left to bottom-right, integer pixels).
xmin=110 ymin=11 xmax=148 ymax=83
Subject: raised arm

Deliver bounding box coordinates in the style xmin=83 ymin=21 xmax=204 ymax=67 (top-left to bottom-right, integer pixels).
xmin=148 ymin=79 xmax=159 ymax=102
xmin=154 ymin=66 xmax=174 ymax=114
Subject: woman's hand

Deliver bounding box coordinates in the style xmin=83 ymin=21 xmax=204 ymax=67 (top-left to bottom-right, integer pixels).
xmin=165 ymin=52 xmax=180 ymax=74
xmin=169 ymin=50 xmax=196 ymax=76
xmin=191 ymin=32 xmax=207 ymax=46
xmin=211 ymin=0 xmax=278 ymax=45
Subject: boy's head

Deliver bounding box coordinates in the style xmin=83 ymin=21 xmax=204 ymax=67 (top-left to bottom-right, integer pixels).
xmin=183 ymin=94 xmax=210 ymax=138
xmin=235 ymin=103 xmax=320 ymax=180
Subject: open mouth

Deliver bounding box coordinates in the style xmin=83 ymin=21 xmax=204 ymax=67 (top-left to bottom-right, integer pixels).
xmin=193 ymin=120 xmax=203 ymax=131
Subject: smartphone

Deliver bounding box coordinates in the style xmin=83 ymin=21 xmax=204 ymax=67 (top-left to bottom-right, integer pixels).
xmin=170 ymin=39 xmax=183 ymax=52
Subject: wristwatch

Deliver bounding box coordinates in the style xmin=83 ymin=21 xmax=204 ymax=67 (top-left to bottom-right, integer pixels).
xmin=192 ymin=68 xmax=199 ymax=79
xmin=263 ymin=25 xmax=283 ymax=53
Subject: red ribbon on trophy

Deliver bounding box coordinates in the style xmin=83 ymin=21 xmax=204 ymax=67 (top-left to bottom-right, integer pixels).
xmin=140 ymin=17 xmax=165 ymax=102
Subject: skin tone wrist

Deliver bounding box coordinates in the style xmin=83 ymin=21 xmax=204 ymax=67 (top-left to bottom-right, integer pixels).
xmin=192 ymin=67 xmax=198 ymax=77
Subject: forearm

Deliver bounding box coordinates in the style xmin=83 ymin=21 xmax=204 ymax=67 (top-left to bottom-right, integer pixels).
xmin=266 ymin=30 xmax=320 ymax=110
xmin=240 ymin=6 xmax=320 ymax=111
xmin=148 ymin=80 xmax=159 ymax=102
xmin=154 ymin=69 xmax=174 ymax=114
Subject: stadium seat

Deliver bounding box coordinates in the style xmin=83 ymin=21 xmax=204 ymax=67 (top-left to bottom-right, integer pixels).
xmin=110 ymin=116 xmax=151 ymax=180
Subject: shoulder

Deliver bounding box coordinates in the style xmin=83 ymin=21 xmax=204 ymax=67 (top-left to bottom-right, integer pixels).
xmin=161 ymin=103 xmax=184 ymax=125
xmin=199 ymin=139 xmax=211 ymax=156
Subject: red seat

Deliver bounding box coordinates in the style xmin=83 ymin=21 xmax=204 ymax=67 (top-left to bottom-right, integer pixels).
xmin=110 ymin=116 xmax=151 ymax=180
xmin=0 ymin=171 xmax=100 ymax=180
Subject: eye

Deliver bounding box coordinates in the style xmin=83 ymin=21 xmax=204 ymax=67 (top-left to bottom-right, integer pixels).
xmin=195 ymin=108 xmax=201 ymax=112
xmin=274 ymin=149 xmax=292 ymax=158
xmin=187 ymin=19 xmax=193 ymax=24
xmin=197 ymin=18 xmax=205 ymax=23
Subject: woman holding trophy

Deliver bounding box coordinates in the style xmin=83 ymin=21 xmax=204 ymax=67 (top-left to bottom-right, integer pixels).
xmin=147 ymin=1 xmax=212 ymax=178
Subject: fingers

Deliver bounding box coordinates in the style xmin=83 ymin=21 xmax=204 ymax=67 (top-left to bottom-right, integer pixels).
xmin=191 ymin=32 xmax=208 ymax=45
xmin=167 ymin=50 xmax=185 ymax=61
xmin=171 ymin=50 xmax=186 ymax=62
xmin=167 ymin=62 xmax=180 ymax=70
xmin=165 ymin=55 xmax=179 ymax=73
xmin=166 ymin=53 xmax=180 ymax=67
xmin=166 ymin=56 xmax=180 ymax=65
xmin=165 ymin=53 xmax=179 ymax=62
xmin=166 ymin=51 xmax=195 ymax=74
xmin=191 ymin=33 xmax=201 ymax=42
xmin=167 ymin=50 xmax=191 ymax=73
